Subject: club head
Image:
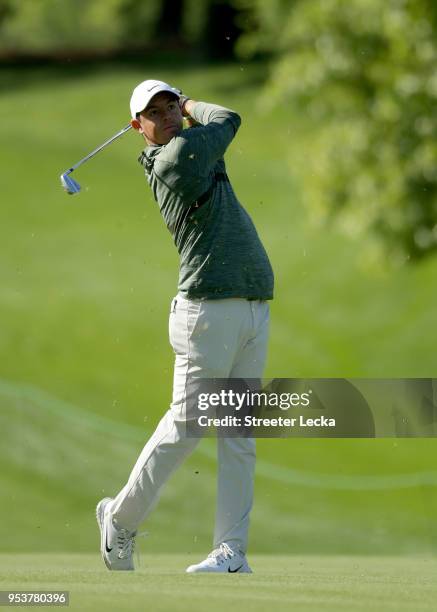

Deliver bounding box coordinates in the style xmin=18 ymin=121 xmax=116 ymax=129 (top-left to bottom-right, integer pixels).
xmin=60 ymin=172 xmax=81 ymax=195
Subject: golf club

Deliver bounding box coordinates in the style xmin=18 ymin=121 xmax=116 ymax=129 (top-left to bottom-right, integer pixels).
xmin=60 ymin=123 xmax=132 ymax=195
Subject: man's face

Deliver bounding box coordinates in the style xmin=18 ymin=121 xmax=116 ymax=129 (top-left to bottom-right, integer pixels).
xmin=133 ymin=92 xmax=183 ymax=145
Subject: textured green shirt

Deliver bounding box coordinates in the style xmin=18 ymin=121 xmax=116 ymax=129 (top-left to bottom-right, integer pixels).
xmin=139 ymin=102 xmax=274 ymax=300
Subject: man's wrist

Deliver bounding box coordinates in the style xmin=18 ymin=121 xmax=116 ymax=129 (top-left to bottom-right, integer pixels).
xmin=179 ymin=95 xmax=190 ymax=116
xmin=180 ymin=98 xmax=197 ymax=117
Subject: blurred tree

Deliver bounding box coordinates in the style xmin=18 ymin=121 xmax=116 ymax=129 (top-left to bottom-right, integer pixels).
xmin=156 ymin=0 xmax=184 ymax=42
xmin=0 ymin=0 xmax=14 ymax=27
xmin=181 ymin=0 xmax=247 ymax=60
xmin=0 ymin=0 xmax=247 ymax=60
xmin=234 ymin=0 xmax=293 ymax=60
xmin=237 ymin=0 xmax=437 ymax=263
xmin=117 ymin=0 xmax=162 ymax=48
xmin=202 ymin=0 xmax=242 ymax=60
xmin=0 ymin=0 xmax=128 ymax=53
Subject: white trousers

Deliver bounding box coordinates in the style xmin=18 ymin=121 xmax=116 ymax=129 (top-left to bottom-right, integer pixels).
xmin=111 ymin=295 xmax=270 ymax=553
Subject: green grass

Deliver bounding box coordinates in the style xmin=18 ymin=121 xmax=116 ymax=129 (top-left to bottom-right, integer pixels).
xmin=1 ymin=60 xmax=437 ymax=568
xmin=0 ymin=554 xmax=436 ymax=612
xmin=2 ymin=378 xmax=437 ymax=557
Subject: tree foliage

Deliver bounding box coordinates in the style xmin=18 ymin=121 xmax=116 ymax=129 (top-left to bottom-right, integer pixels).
xmin=1 ymin=0 xmax=120 ymax=51
xmin=0 ymin=0 xmax=163 ymax=53
xmin=0 ymin=0 xmax=244 ymax=59
xmin=238 ymin=0 xmax=437 ymax=262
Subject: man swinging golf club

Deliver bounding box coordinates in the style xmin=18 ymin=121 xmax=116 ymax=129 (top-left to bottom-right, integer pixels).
xmin=96 ymin=79 xmax=274 ymax=573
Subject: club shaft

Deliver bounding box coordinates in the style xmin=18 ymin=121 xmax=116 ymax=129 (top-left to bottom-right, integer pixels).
xmin=65 ymin=124 xmax=132 ymax=174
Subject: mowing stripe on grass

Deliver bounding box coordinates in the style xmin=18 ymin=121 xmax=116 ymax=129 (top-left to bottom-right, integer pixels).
xmin=2 ymin=377 xmax=437 ymax=491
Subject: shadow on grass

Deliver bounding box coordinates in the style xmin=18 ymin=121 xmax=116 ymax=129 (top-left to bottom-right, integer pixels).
xmin=0 ymin=54 xmax=268 ymax=96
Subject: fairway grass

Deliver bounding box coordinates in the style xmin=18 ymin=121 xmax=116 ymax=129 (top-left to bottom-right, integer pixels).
xmin=0 ymin=554 xmax=435 ymax=611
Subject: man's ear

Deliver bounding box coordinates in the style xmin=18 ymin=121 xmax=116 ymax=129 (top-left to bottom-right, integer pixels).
xmin=130 ymin=118 xmax=142 ymax=132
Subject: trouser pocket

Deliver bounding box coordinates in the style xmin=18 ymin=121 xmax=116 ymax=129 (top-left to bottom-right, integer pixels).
xmin=169 ymin=297 xmax=202 ymax=355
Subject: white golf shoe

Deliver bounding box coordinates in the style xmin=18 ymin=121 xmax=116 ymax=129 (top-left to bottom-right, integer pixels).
xmin=186 ymin=543 xmax=252 ymax=574
xmin=96 ymin=497 xmax=136 ymax=571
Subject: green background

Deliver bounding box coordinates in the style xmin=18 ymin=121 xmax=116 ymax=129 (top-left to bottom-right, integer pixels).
xmin=1 ymin=61 xmax=437 ymax=562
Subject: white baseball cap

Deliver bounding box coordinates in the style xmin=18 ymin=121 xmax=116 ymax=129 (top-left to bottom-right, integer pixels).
xmin=129 ymin=79 xmax=181 ymax=119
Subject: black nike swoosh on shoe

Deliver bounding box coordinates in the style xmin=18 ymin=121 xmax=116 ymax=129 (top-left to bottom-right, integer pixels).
xmin=105 ymin=526 xmax=113 ymax=553
xmin=228 ymin=564 xmax=244 ymax=573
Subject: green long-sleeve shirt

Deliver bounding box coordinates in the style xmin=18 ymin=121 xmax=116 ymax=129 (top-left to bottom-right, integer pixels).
xmin=138 ymin=101 xmax=274 ymax=300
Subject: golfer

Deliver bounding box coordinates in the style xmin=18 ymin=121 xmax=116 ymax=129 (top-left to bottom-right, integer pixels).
xmin=97 ymin=79 xmax=274 ymax=573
